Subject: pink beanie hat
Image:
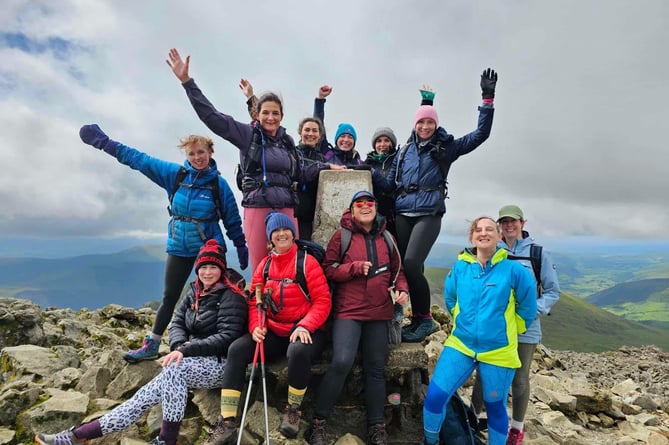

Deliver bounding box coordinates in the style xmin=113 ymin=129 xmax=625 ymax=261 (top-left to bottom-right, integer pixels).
xmin=413 ymin=105 xmax=439 ymax=128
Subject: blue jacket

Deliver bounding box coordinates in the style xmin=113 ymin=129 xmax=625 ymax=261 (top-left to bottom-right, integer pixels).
xmin=374 ymin=105 xmax=494 ymax=215
xmin=444 ymin=248 xmax=537 ymax=368
xmin=114 ymin=143 xmax=244 ymax=257
xmin=182 ymin=79 xmax=326 ymax=209
xmin=500 ymin=231 xmax=560 ymax=343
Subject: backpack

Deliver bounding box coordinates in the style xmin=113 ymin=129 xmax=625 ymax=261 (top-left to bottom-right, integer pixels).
xmin=438 ymin=392 xmax=485 ymax=445
xmin=507 ymin=243 xmax=543 ymax=295
xmin=168 ymin=167 xmax=223 ymax=221
xmin=262 ymin=239 xmax=326 ymax=304
xmin=394 ymin=142 xmax=449 ymax=201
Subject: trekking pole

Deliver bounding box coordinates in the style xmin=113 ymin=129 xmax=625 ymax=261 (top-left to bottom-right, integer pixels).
xmin=258 ymin=287 xmax=271 ymax=445
xmin=236 ymin=285 xmax=263 ymax=445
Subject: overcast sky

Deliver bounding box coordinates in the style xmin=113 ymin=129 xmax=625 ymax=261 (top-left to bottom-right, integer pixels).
xmin=1 ymin=0 xmax=668 ymax=247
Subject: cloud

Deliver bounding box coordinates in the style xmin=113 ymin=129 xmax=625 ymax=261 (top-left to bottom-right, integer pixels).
xmin=1 ymin=0 xmax=668 ymax=244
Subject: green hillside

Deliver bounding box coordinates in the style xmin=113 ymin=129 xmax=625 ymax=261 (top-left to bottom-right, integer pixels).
xmin=423 ymin=266 xmax=669 ymax=352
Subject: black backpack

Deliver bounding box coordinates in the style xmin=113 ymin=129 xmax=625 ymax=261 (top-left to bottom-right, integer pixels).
xmin=438 ymin=392 xmax=485 ymax=445
xmin=507 ymin=243 xmax=543 ymax=295
xmin=168 ymin=167 xmax=223 ymax=221
xmin=262 ymin=239 xmax=326 ymax=307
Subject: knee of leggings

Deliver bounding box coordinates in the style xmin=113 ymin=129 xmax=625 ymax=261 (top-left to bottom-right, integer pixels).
xmin=484 ymin=399 xmax=508 ymax=434
xmin=403 ymin=257 xmax=422 ymax=277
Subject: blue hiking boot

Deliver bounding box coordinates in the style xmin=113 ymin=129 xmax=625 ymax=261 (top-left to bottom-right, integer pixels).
xmin=402 ymin=318 xmax=438 ymax=343
xmin=123 ymin=335 xmax=160 ymax=363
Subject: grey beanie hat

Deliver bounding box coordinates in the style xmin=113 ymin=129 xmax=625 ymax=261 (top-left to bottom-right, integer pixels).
xmin=371 ymin=127 xmax=397 ymax=148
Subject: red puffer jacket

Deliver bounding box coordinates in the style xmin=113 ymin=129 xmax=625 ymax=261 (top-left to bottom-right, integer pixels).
xmin=250 ymin=243 xmax=331 ymax=336
xmin=323 ymin=209 xmax=408 ymax=321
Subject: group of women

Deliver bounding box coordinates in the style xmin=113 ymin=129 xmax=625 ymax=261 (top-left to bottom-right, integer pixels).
xmin=33 ymin=46 xmax=557 ymax=445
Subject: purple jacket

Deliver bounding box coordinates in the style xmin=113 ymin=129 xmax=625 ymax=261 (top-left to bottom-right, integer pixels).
xmin=182 ymin=79 xmax=326 ymax=208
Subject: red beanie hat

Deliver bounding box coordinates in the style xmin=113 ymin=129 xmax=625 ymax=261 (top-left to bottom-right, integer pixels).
xmin=195 ymin=240 xmax=227 ymax=272
xmin=413 ymin=105 xmax=439 ymax=128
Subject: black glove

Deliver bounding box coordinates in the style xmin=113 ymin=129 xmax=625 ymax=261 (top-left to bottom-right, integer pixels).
xmin=480 ymin=68 xmax=498 ymax=100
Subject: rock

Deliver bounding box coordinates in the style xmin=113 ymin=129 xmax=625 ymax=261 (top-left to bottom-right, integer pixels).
xmin=105 ymin=359 xmax=162 ymax=400
xmin=611 ymin=378 xmax=639 ymax=396
xmin=0 ymin=380 xmax=41 ymax=426
xmin=0 ymin=298 xmax=44 ymax=348
xmin=17 ymin=388 xmax=89 ymax=441
xmin=630 ymin=393 xmax=660 ymax=411
xmin=1 ymin=344 xmax=79 ymax=382
xmin=0 ymin=428 xmax=15 ymax=445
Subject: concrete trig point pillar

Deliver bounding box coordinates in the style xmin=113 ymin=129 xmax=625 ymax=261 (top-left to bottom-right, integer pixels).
xmin=311 ymin=170 xmax=372 ymax=247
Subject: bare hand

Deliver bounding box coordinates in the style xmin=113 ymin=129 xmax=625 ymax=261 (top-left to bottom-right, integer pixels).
xmin=252 ymin=326 xmax=267 ymax=343
xmin=360 ymin=261 xmax=372 ymax=276
xmin=162 ymin=350 xmax=183 ymax=367
xmin=318 ymin=85 xmax=333 ymax=99
xmin=166 ymin=48 xmax=191 ymax=83
xmin=329 ymin=164 xmax=346 ymax=170
xmin=239 ymin=78 xmax=254 ymax=99
xmin=394 ymin=290 xmax=409 ymax=306
xmin=290 ymin=329 xmax=313 ymax=344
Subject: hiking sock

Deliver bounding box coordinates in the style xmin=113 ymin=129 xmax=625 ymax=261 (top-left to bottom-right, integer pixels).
xmin=150 ymin=333 xmax=162 ymax=342
xmin=287 ymin=385 xmax=307 ymax=407
xmin=220 ymin=389 xmax=241 ymax=418
xmin=159 ymin=420 xmax=181 ymax=445
xmin=73 ymin=419 xmax=102 ymax=440
xmin=510 ymin=419 xmax=524 ymax=431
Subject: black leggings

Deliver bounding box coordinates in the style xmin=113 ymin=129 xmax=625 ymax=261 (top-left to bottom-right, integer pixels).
xmin=153 ymin=254 xmax=196 ymax=336
xmin=314 ymin=319 xmax=389 ymax=425
xmin=222 ymin=330 xmax=327 ymax=392
xmin=395 ymin=214 xmax=442 ymax=316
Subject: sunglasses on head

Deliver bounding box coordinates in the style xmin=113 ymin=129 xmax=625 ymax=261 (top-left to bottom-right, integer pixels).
xmin=353 ymin=199 xmax=375 ymax=208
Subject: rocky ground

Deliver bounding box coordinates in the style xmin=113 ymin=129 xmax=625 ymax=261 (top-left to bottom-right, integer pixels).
xmin=1 ymin=297 xmax=668 ymax=445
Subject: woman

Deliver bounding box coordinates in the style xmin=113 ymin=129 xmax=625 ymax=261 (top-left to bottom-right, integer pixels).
xmin=471 ymin=205 xmax=560 ymax=445
xmin=35 ymin=240 xmax=248 ymax=445
xmin=364 ymin=128 xmax=399 ymax=237
xmin=306 ymin=190 xmax=409 ymax=445
xmin=203 ymin=211 xmax=331 ymax=445
xmin=311 ymin=86 xmax=363 ymax=167
xmin=167 ymin=48 xmax=344 ymax=271
xmin=78 ymin=124 xmax=247 ymax=363
xmin=422 ymin=217 xmax=536 ymax=445
xmin=373 ymin=69 xmax=498 ymax=343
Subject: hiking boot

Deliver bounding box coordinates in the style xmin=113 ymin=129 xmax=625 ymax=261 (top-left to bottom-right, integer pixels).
xmin=506 ymin=427 xmax=524 ymax=445
xmin=402 ymin=318 xmax=438 ymax=343
xmin=279 ymin=403 xmax=301 ymax=438
xmin=401 ymin=317 xmax=421 ymax=336
xmin=203 ymin=417 xmax=237 ymax=445
xmin=123 ymin=335 xmax=160 ymax=363
xmin=367 ymin=423 xmax=387 ymax=445
xmin=35 ymin=427 xmax=87 ymax=445
xmin=149 ymin=438 xmax=167 ymax=445
xmin=305 ymin=418 xmax=327 ymax=445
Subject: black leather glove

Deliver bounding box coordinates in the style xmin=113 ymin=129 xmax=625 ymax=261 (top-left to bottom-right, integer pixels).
xmin=480 ymin=68 xmax=498 ymax=100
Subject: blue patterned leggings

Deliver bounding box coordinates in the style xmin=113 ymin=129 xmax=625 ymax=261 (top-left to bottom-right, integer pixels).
xmin=99 ymin=356 xmax=226 ymax=433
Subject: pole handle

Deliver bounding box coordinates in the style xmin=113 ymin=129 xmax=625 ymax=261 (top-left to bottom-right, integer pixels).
xmin=254 ymin=283 xmax=263 ymax=306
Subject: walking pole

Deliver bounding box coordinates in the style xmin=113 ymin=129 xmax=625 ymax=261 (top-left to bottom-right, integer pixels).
xmin=236 ymin=285 xmax=263 ymax=445
xmin=259 ymin=288 xmax=272 ymax=444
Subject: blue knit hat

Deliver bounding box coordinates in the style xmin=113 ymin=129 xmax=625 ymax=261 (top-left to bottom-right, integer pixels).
xmin=334 ymin=123 xmax=357 ymax=148
xmin=265 ymin=211 xmax=296 ymax=240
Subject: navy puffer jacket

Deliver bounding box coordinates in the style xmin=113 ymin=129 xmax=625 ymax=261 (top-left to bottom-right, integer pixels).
xmin=374 ymin=105 xmax=494 ymax=215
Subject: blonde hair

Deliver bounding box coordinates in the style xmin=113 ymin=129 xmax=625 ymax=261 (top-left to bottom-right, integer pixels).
xmin=468 ymin=216 xmax=499 ymax=242
xmin=178 ymin=135 xmax=214 ymax=153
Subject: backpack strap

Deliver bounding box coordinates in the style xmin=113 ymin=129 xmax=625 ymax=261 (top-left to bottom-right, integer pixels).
xmin=168 ymin=167 xmax=224 ymax=223
xmin=295 ymin=247 xmax=310 ymax=302
xmin=507 ymin=243 xmax=543 ymax=296
xmin=338 ymin=227 xmax=401 ymax=288
xmin=167 ymin=167 xmax=189 ymax=216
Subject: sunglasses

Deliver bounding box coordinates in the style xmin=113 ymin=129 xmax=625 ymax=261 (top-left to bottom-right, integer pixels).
xmin=353 ymin=199 xmax=375 ymax=208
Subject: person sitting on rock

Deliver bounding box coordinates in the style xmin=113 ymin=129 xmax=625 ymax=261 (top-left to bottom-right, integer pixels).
xmin=423 ymin=217 xmax=537 ymax=445
xmin=306 ymin=190 xmax=409 ymax=445
xmin=203 ymin=211 xmax=331 ymax=445
xmin=34 ymin=239 xmax=248 ymax=445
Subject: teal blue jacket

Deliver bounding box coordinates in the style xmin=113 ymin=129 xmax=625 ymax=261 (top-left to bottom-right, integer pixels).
xmin=444 ymin=248 xmax=537 ymax=368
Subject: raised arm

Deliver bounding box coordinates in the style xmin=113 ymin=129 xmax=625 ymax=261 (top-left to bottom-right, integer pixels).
xmin=239 ymin=78 xmax=258 ymax=122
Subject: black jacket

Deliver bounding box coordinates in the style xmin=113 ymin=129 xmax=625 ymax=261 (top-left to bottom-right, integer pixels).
xmin=294 ymin=144 xmax=326 ymax=220
xmin=169 ymin=282 xmax=248 ymax=358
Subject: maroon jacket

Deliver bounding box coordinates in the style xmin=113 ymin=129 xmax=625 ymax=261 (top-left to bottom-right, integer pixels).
xmin=323 ymin=209 xmax=408 ymax=321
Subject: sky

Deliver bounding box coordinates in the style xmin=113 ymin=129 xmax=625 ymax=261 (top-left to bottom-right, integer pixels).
xmin=1 ymin=0 xmax=668 ymax=251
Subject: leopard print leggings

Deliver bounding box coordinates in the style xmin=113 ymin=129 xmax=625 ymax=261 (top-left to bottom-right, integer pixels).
xmin=99 ymin=356 xmax=226 ymax=433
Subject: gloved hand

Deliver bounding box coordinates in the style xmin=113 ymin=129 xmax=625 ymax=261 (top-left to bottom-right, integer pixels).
xmin=480 ymin=68 xmax=498 ymax=100
xmin=79 ymin=124 xmax=119 ymax=156
xmin=233 ymin=237 xmax=249 ymax=270
xmin=419 ymin=85 xmax=435 ymax=106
